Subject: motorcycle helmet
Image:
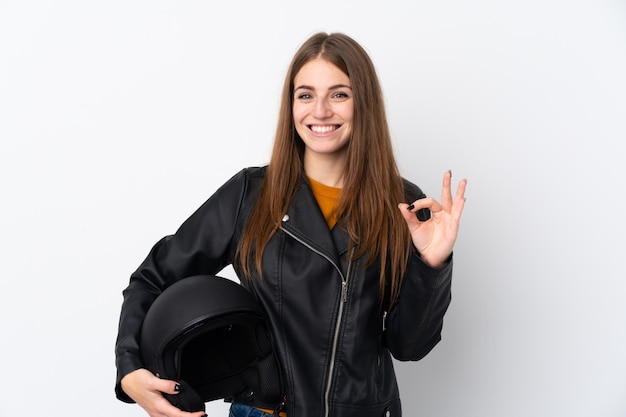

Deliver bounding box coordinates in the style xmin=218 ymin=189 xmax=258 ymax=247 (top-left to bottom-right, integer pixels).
xmin=140 ymin=275 xmax=283 ymax=412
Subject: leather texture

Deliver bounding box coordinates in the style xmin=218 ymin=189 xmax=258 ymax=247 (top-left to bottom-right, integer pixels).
xmin=115 ymin=166 xmax=453 ymax=417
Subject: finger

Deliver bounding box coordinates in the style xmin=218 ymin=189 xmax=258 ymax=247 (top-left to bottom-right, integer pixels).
xmin=398 ymin=203 xmax=416 ymax=221
xmin=154 ymin=397 xmax=207 ymax=417
xmin=441 ymin=170 xmax=453 ymax=211
xmin=455 ymin=178 xmax=467 ymax=203
xmin=156 ymin=379 xmax=209 ymax=417
xmin=151 ymin=376 xmax=182 ymax=396
xmin=154 ymin=389 xmax=208 ymax=417
xmin=451 ymin=179 xmax=468 ymax=221
xmin=398 ymin=203 xmax=422 ymax=230
xmin=407 ymin=197 xmax=443 ymax=214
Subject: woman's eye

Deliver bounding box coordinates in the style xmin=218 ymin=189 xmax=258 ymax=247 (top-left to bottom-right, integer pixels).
xmin=297 ymin=93 xmax=313 ymax=100
xmin=332 ymin=92 xmax=350 ymax=99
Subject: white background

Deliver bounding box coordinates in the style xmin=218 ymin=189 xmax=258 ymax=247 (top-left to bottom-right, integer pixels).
xmin=1 ymin=1 xmax=625 ymax=416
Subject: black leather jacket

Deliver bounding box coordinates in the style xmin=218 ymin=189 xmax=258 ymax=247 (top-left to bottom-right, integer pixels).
xmin=115 ymin=166 xmax=453 ymax=417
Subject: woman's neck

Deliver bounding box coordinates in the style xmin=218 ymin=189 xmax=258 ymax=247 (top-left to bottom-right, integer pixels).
xmin=303 ymin=151 xmax=346 ymax=188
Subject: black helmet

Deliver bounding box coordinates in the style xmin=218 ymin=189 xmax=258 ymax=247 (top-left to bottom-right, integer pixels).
xmin=140 ymin=275 xmax=283 ymax=412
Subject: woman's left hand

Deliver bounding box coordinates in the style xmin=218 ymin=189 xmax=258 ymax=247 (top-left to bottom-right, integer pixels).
xmin=398 ymin=170 xmax=467 ymax=268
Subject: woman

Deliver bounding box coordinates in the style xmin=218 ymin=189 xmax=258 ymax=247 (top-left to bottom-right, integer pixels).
xmin=115 ymin=32 xmax=467 ymax=417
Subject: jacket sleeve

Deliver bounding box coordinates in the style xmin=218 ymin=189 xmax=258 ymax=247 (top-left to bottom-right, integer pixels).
xmin=382 ymin=178 xmax=453 ymax=361
xmin=114 ymin=168 xmax=250 ymax=402
xmin=383 ymin=252 xmax=452 ymax=361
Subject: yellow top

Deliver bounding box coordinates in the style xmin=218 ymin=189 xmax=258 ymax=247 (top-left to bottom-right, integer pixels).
xmin=308 ymin=177 xmax=342 ymax=229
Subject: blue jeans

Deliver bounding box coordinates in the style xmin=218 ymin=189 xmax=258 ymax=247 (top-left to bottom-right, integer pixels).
xmin=229 ymin=402 xmax=274 ymax=417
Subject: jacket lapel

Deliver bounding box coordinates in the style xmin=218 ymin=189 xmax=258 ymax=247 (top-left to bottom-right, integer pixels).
xmin=281 ymin=180 xmax=342 ymax=266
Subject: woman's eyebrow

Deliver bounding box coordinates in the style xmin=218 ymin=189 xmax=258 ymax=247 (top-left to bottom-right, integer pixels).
xmin=294 ymin=84 xmax=352 ymax=92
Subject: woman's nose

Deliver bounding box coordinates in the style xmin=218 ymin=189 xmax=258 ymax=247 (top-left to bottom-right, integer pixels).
xmin=313 ymin=98 xmax=333 ymax=119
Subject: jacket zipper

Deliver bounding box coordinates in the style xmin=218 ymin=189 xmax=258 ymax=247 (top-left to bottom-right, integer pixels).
xmin=280 ymin=226 xmax=353 ymax=417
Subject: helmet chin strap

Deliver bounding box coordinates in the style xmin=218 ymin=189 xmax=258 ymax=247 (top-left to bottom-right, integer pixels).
xmin=163 ymin=380 xmax=205 ymax=412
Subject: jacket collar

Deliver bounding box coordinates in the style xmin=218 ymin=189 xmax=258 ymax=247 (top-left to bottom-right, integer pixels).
xmin=280 ymin=179 xmax=351 ymax=264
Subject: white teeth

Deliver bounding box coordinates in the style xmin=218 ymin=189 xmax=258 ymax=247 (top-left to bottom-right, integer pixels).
xmin=310 ymin=125 xmax=337 ymax=133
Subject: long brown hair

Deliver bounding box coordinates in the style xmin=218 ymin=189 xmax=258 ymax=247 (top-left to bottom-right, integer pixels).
xmin=236 ymin=32 xmax=411 ymax=307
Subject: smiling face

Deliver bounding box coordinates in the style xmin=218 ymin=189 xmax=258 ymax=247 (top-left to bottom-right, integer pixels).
xmin=292 ymin=58 xmax=354 ymax=166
